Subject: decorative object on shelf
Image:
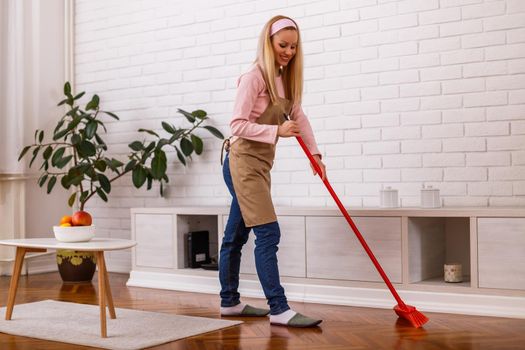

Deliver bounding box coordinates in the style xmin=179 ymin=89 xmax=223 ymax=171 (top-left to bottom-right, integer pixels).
xmin=420 ymin=185 xmax=441 ymax=208
xmin=380 ymin=186 xmax=399 ymax=208
xmin=444 ymin=263 xmax=463 ymax=283
xmin=185 ymin=230 xmax=210 ymax=268
xmin=18 ymin=81 xmax=224 ymax=282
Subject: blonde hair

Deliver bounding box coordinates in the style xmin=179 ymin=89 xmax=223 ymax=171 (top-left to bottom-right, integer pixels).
xmin=256 ymin=15 xmax=303 ymax=106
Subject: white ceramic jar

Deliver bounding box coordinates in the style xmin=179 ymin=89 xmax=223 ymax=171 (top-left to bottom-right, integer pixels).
xmin=380 ymin=186 xmax=399 ymax=208
xmin=420 ymin=185 xmax=441 ymax=208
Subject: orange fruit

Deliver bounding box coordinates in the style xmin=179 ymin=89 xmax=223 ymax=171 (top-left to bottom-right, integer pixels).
xmin=59 ymin=215 xmax=73 ymax=225
xmin=60 ymin=223 xmax=72 ymax=227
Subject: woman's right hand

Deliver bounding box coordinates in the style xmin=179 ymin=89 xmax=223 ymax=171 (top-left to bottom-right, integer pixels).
xmin=278 ymin=120 xmax=301 ymax=138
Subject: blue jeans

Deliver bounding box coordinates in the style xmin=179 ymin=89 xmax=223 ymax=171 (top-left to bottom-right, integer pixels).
xmin=219 ymin=153 xmax=290 ymax=315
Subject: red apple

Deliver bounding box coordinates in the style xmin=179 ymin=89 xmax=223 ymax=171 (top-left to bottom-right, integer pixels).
xmin=71 ymin=211 xmax=92 ymax=226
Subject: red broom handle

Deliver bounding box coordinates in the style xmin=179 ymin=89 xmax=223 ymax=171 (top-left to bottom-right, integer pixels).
xmin=294 ymin=135 xmax=406 ymax=308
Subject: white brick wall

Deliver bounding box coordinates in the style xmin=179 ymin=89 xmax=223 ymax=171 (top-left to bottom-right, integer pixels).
xmin=74 ymin=0 xmax=525 ymax=267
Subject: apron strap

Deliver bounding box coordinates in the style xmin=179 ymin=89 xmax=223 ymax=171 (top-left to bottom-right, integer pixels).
xmin=220 ymin=137 xmax=231 ymax=165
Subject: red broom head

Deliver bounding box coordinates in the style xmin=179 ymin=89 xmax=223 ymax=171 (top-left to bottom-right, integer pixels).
xmin=394 ymin=304 xmax=429 ymax=328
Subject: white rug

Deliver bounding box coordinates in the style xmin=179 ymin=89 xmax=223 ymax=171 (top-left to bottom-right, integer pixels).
xmin=0 ymin=300 xmax=241 ymax=349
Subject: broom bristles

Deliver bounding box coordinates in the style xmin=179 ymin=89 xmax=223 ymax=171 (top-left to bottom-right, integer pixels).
xmin=394 ymin=304 xmax=429 ymax=328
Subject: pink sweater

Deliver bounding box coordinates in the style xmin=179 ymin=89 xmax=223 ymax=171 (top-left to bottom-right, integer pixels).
xmin=230 ymin=66 xmax=321 ymax=156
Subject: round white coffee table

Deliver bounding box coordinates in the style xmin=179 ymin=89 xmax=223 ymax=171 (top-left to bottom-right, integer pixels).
xmin=0 ymin=238 xmax=136 ymax=338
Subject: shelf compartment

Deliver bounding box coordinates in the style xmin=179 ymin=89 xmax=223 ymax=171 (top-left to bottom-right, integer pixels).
xmin=408 ymin=217 xmax=470 ymax=287
xmin=176 ymin=215 xmax=219 ymax=269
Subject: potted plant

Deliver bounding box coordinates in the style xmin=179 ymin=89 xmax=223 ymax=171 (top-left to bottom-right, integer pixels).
xmin=18 ymin=82 xmax=224 ymax=282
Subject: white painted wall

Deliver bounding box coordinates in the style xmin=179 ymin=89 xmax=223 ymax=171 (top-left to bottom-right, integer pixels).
xmin=74 ymin=0 xmax=525 ymax=271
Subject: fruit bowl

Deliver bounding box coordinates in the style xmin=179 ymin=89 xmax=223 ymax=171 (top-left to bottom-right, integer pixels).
xmin=53 ymin=225 xmax=95 ymax=243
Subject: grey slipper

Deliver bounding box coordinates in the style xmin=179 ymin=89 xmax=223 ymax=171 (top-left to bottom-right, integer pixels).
xmin=222 ymin=304 xmax=270 ymax=317
xmin=271 ymin=313 xmax=323 ymax=328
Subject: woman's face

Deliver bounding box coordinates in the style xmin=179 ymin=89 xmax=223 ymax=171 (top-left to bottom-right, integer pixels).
xmin=271 ymin=29 xmax=298 ymax=67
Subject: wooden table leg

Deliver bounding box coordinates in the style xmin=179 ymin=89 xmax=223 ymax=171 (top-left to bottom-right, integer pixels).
xmin=96 ymin=251 xmax=107 ymax=338
xmin=100 ymin=252 xmax=116 ymax=319
xmin=5 ymin=247 xmax=26 ymax=320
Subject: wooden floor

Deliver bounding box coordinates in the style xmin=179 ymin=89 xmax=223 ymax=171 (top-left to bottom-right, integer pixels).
xmin=0 ymin=272 xmax=524 ymax=349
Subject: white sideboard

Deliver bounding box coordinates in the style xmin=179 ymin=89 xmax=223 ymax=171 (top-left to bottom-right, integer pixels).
xmin=127 ymin=206 xmax=525 ymax=319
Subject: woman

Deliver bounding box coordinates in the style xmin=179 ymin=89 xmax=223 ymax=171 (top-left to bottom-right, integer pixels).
xmin=219 ymin=15 xmax=326 ymax=328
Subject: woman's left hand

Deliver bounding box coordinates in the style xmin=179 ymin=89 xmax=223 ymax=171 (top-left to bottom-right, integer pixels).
xmin=310 ymin=154 xmax=326 ymax=181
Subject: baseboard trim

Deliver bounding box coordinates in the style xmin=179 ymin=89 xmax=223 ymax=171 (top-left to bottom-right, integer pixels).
xmin=127 ymin=271 xmax=525 ymax=319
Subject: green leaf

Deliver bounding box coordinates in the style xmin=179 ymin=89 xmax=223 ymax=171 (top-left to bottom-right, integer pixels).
xmin=203 ymin=125 xmax=224 ymax=139
xmin=57 ymin=98 xmax=68 ymax=106
xmin=68 ymin=192 xmax=77 ymax=207
xmin=64 ymin=106 xmax=80 ymax=118
xmin=18 ymin=146 xmax=31 ymax=161
xmin=71 ymin=134 xmax=81 ymax=145
xmin=43 ymin=146 xmax=53 ymax=160
xmin=96 ymin=188 xmax=108 ymax=202
xmin=51 ymin=147 xmax=66 ymax=166
xmin=85 ymin=120 xmax=98 ymax=139
xmin=29 ymin=146 xmax=41 ymax=168
xmin=79 ymin=190 xmax=89 ymax=204
xmin=76 ymin=140 xmax=96 ymax=157
xmin=129 ymin=141 xmax=143 ymax=151
xmin=47 ymin=176 xmax=57 ymax=194
xmin=38 ymin=130 xmax=44 ymax=143
xmin=85 ymin=167 xmax=97 ymax=179
xmin=125 ymin=160 xmax=137 ymax=172
xmin=151 ymin=150 xmax=167 ymax=180
xmin=53 ymin=128 xmax=69 ymax=141
xmin=138 ymin=128 xmax=159 ymax=137
xmin=191 ymin=134 xmax=203 ymax=155
xmin=110 ymin=158 xmax=124 ymax=168
xmin=177 ymin=109 xmax=195 ymax=123
xmin=34 ymin=129 xmax=39 ymax=142
xmin=98 ymin=174 xmax=111 ymax=193
xmin=144 ymin=141 xmax=155 ymax=153
xmin=192 ymin=109 xmax=207 ymax=119
xmin=156 ymin=138 xmax=170 ymax=151
xmin=168 ymin=130 xmax=185 ymax=143
xmin=94 ymin=160 xmax=107 ymax=172
xmin=61 ymin=174 xmax=71 ymax=189
xmin=38 ymin=174 xmax=48 ymax=187
xmin=147 ymin=175 xmax=153 ymax=190
xmin=161 ymin=122 xmax=176 ymax=134
xmin=180 ymin=138 xmax=193 ymax=156
xmin=132 ymin=166 xmax=147 ymax=188
xmin=94 ymin=134 xmax=107 ymax=150
xmin=174 ymin=146 xmax=186 ymax=166
xmin=86 ymin=94 xmax=100 ymax=110
xmin=69 ymin=174 xmax=85 ymax=187
xmin=39 ymin=160 xmax=49 ymax=171
xmin=73 ymin=91 xmax=85 ymax=100
xmin=67 ymin=115 xmax=82 ymax=131
xmin=102 ymin=111 xmax=119 ymax=120
xmin=160 ymin=181 xmax=164 ymax=197
xmin=54 ymin=120 xmax=65 ymax=135
xmin=64 ymin=82 xmax=71 ymax=96
xmin=55 ymin=155 xmax=73 ymax=169
xmin=96 ymin=120 xmax=107 ymax=133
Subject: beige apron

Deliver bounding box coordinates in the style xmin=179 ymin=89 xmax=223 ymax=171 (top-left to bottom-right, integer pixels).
xmin=229 ymin=98 xmax=292 ymax=227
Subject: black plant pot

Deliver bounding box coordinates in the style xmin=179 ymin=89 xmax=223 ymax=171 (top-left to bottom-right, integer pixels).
xmin=56 ymin=249 xmax=97 ymax=283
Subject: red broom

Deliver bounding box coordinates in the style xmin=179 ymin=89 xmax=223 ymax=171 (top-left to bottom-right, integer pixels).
xmin=285 ymin=115 xmax=428 ymax=328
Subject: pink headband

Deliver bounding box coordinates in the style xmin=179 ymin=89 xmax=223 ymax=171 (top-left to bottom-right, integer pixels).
xmin=270 ymin=18 xmax=297 ymax=36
